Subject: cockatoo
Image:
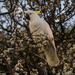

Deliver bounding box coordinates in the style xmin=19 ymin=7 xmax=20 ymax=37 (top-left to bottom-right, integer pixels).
xmin=25 ymin=10 xmax=59 ymax=66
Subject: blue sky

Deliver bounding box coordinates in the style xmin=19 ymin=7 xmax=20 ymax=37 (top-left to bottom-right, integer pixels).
xmin=0 ymin=1 xmax=75 ymax=30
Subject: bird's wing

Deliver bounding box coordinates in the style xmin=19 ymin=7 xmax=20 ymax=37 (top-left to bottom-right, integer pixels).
xmin=41 ymin=21 xmax=56 ymax=50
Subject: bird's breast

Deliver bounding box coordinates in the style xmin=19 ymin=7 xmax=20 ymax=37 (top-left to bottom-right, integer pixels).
xmin=29 ymin=20 xmax=42 ymax=34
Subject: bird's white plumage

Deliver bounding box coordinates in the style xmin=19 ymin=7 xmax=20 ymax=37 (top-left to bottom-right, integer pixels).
xmin=25 ymin=10 xmax=59 ymax=66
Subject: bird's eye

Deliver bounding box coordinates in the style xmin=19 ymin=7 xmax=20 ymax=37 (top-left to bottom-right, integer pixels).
xmin=30 ymin=13 xmax=32 ymax=15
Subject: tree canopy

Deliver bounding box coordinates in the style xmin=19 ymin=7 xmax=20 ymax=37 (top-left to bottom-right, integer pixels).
xmin=0 ymin=0 xmax=75 ymax=75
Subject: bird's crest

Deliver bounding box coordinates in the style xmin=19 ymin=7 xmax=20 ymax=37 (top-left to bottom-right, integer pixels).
xmin=34 ymin=9 xmax=41 ymax=14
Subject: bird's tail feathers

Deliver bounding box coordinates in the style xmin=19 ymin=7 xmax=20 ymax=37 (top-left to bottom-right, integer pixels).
xmin=44 ymin=47 xmax=59 ymax=66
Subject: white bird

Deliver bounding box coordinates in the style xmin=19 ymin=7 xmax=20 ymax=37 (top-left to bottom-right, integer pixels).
xmin=25 ymin=10 xmax=59 ymax=66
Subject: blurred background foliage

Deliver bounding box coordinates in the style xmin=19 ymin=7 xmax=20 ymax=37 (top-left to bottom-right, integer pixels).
xmin=0 ymin=0 xmax=75 ymax=75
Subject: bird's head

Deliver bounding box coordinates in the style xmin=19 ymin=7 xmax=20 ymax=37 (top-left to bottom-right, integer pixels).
xmin=25 ymin=10 xmax=41 ymax=21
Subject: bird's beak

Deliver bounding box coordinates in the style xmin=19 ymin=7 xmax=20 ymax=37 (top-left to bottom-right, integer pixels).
xmin=34 ymin=9 xmax=41 ymax=14
xmin=25 ymin=13 xmax=30 ymax=20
